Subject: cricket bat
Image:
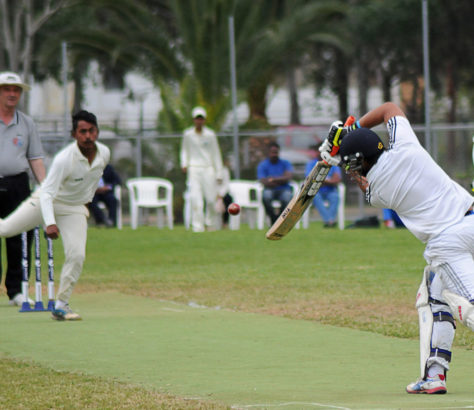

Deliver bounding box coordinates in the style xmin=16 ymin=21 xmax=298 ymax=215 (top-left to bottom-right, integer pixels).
xmin=265 ymin=116 xmax=355 ymax=240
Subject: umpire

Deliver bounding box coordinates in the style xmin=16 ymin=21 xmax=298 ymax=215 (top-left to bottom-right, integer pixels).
xmin=0 ymin=71 xmax=46 ymax=306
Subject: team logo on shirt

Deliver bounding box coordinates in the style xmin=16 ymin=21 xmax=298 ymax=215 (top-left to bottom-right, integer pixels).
xmin=13 ymin=135 xmax=24 ymax=147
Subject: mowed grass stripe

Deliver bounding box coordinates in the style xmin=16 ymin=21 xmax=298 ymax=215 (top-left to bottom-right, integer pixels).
xmin=1 ymin=292 xmax=473 ymax=409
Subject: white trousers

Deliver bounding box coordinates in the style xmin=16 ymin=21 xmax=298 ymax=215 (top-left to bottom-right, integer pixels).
xmin=187 ymin=166 xmax=217 ymax=232
xmin=422 ymin=215 xmax=474 ymax=370
xmin=424 ymin=215 xmax=474 ymax=302
xmin=0 ymin=192 xmax=88 ymax=304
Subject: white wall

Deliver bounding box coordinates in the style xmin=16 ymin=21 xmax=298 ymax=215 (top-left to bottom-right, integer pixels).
xmin=29 ymin=61 xmax=389 ymax=131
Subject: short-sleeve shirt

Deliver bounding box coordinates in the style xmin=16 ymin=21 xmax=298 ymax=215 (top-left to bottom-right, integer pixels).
xmin=257 ymin=158 xmax=293 ymax=190
xmin=305 ymin=159 xmax=341 ymax=194
xmin=366 ymin=116 xmax=473 ymax=243
xmin=0 ymin=111 xmax=44 ymax=176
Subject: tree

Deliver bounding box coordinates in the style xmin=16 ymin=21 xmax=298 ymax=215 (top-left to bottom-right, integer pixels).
xmin=154 ymin=0 xmax=347 ymax=129
xmin=0 ymin=0 xmax=72 ymax=109
xmin=232 ymin=0 xmax=347 ymax=126
xmin=36 ymin=0 xmax=182 ymax=113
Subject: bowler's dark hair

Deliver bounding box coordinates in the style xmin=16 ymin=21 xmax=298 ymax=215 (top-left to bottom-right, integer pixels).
xmin=268 ymin=141 xmax=280 ymax=150
xmin=72 ymin=110 xmax=98 ymax=131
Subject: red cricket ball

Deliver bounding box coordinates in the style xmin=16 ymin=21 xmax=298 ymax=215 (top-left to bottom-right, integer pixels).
xmin=228 ymin=203 xmax=240 ymax=215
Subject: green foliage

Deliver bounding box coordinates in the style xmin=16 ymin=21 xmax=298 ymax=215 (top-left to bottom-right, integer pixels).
xmin=157 ymin=76 xmax=230 ymax=133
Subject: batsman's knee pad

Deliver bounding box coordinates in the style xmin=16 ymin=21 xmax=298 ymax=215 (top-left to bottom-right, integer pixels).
xmin=442 ymin=289 xmax=474 ymax=331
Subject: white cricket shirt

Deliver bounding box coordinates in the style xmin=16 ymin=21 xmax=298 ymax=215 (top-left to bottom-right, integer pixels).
xmin=366 ymin=116 xmax=473 ymax=243
xmin=180 ymin=126 xmax=223 ymax=178
xmin=39 ymin=141 xmax=110 ymax=226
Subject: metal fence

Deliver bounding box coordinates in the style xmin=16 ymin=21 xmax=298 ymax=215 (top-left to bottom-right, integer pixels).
xmin=38 ymin=122 xmax=474 ymax=222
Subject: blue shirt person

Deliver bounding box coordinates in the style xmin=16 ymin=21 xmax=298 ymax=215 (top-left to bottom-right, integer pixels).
xmin=305 ymin=145 xmax=342 ymax=227
xmin=257 ymin=142 xmax=294 ymax=224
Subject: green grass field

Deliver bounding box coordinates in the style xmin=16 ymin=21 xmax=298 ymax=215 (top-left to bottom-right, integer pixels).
xmin=1 ymin=223 xmax=473 ymax=409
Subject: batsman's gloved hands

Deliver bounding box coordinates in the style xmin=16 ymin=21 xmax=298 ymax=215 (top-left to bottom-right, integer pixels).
xmin=319 ymin=120 xmax=343 ymax=166
xmin=319 ymin=119 xmax=360 ymax=165
xmin=320 ymin=139 xmax=341 ymax=166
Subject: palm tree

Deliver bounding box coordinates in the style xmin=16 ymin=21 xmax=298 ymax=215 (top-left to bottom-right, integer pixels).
xmin=154 ymin=0 xmax=347 ymax=129
xmin=232 ymin=0 xmax=347 ymax=127
xmin=36 ymin=0 xmax=182 ymax=112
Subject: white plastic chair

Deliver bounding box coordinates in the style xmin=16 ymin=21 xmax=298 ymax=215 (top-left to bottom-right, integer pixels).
xmin=302 ymin=183 xmax=345 ymax=230
xmin=126 ymin=177 xmax=174 ymax=230
xmin=269 ymin=181 xmax=301 ymax=229
xmin=96 ymin=185 xmax=123 ymax=230
xmin=228 ymin=180 xmax=265 ymax=230
xmin=115 ymin=185 xmax=123 ymax=230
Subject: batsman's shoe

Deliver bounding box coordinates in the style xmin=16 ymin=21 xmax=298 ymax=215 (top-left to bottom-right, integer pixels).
xmin=406 ymin=375 xmax=447 ymax=394
xmin=51 ymin=305 xmax=82 ymax=321
xmin=9 ymin=293 xmax=34 ymax=307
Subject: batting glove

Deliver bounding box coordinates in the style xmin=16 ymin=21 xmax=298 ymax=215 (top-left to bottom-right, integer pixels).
xmin=323 ymin=120 xmax=361 ymax=157
xmin=319 ymin=130 xmax=340 ymax=166
xmin=323 ymin=121 xmax=344 ymax=154
xmin=320 ymin=150 xmax=341 ymax=166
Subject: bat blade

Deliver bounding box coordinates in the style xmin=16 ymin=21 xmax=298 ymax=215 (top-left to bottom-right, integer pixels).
xmin=265 ymin=115 xmax=355 ymax=241
xmin=265 ymin=162 xmax=330 ymax=240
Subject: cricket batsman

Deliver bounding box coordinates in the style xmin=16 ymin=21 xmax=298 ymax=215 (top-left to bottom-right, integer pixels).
xmin=320 ymin=102 xmax=474 ymax=394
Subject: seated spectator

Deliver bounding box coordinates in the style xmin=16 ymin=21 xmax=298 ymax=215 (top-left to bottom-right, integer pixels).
xmin=305 ymin=144 xmax=342 ymax=228
xmin=257 ymin=142 xmax=294 ymax=224
xmin=89 ymin=164 xmax=121 ymax=227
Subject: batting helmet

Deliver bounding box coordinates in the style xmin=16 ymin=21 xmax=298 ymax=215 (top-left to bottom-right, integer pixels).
xmin=339 ymin=128 xmax=385 ymax=174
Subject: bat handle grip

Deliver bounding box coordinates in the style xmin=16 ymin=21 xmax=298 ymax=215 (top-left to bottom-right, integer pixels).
xmin=344 ymin=115 xmax=356 ymax=127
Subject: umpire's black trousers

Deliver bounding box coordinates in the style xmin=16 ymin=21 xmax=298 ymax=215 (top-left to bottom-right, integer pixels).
xmin=0 ymin=172 xmax=32 ymax=299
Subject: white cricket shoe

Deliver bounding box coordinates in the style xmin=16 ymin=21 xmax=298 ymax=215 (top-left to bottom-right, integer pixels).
xmin=51 ymin=305 xmax=82 ymax=321
xmin=406 ymin=375 xmax=447 ymax=394
xmin=9 ymin=293 xmax=34 ymax=306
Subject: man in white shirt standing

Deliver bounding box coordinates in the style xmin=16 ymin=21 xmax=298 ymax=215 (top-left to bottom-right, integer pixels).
xmin=0 ymin=110 xmax=110 ymax=320
xmin=320 ymin=102 xmax=474 ymax=395
xmin=180 ymin=106 xmax=223 ymax=232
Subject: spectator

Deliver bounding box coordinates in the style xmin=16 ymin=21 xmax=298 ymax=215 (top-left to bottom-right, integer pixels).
xmin=89 ymin=164 xmax=121 ymax=227
xmin=257 ymin=142 xmax=294 ymax=225
xmin=0 ymin=71 xmax=46 ymax=307
xmin=180 ymin=106 xmax=223 ymax=232
xmin=0 ymin=110 xmax=110 ymax=321
xmin=305 ymin=144 xmax=342 ymax=228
